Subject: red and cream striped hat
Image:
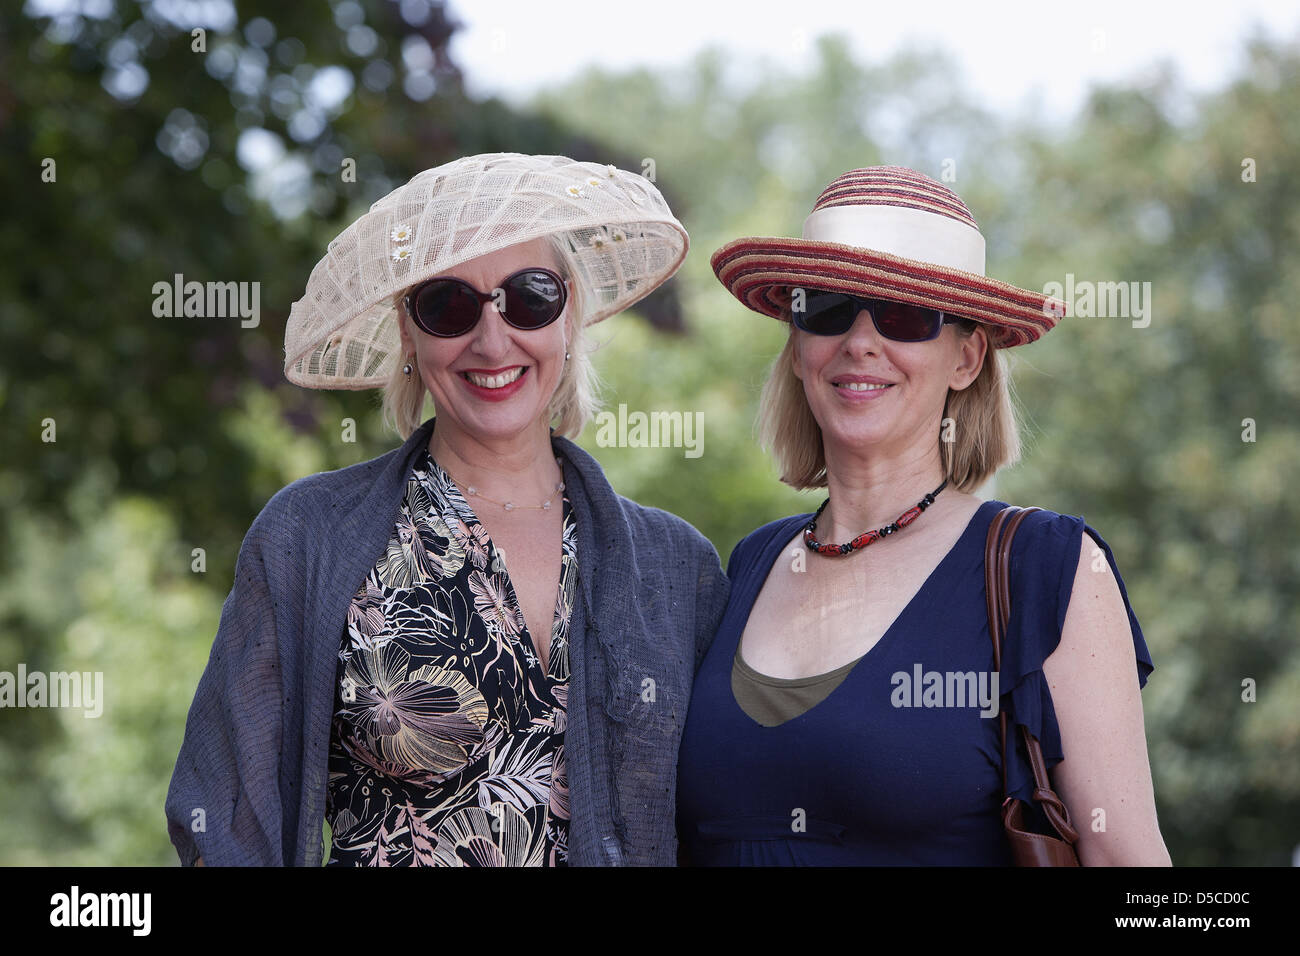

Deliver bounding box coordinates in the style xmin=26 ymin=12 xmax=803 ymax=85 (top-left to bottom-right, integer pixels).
xmin=711 ymin=166 xmax=1065 ymax=348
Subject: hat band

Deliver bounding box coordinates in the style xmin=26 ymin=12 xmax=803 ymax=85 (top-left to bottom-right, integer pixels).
xmin=802 ymin=204 xmax=986 ymax=275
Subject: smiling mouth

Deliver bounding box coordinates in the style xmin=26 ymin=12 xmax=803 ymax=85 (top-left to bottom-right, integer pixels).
xmin=834 ymin=382 xmax=893 ymax=392
xmin=462 ymin=367 xmax=526 ymax=389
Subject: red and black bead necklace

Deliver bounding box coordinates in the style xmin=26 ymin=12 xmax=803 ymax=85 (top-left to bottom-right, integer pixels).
xmin=803 ymin=479 xmax=949 ymax=556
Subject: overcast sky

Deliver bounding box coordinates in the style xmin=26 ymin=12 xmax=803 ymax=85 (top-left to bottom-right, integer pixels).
xmin=447 ymin=0 xmax=1300 ymax=123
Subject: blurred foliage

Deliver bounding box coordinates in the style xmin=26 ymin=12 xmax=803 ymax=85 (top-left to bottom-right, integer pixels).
xmin=0 ymin=2 xmax=1295 ymax=864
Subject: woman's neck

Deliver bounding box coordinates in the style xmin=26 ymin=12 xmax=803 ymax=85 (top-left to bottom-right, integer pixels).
xmin=819 ymin=440 xmax=951 ymax=540
xmin=428 ymin=418 xmax=563 ymax=501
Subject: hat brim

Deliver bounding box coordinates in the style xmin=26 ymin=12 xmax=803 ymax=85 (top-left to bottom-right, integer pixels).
xmin=711 ymin=236 xmax=1064 ymax=348
xmin=285 ymin=221 xmax=689 ymax=391
xmin=284 ymin=153 xmax=691 ymax=390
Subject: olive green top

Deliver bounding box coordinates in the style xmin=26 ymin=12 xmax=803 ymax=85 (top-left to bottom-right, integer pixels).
xmin=731 ymin=644 xmax=864 ymax=727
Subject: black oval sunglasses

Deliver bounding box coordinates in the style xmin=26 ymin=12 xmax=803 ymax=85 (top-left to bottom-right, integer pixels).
xmin=792 ymin=289 xmax=963 ymax=341
xmin=404 ymin=267 xmax=567 ymax=338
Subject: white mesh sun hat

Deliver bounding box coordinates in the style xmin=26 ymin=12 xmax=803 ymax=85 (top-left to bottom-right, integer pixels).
xmin=284 ymin=152 xmax=689 ymax=389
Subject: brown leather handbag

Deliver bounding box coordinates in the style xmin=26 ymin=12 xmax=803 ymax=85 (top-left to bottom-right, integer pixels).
xmin=985 ymin=505 xmax=1082 ymax=866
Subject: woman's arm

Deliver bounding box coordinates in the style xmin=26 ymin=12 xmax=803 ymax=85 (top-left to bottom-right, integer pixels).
xmin=1041 ymin=534 xmax=1171 ymax=865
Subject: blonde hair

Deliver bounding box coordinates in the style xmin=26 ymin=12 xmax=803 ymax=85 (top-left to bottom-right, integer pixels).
xmin=380 ymin=234 xmax=603 ymax=441
xmin=756 ymin=318 xmax=1020 ymax=492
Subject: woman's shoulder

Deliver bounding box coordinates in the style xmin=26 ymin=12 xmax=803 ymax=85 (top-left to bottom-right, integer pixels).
xmin=248 ymin=443 xmax=408 ymax=543
xmin=985 ymin=500 xmax=1096 ymax=558
xmin=725 ymin=512 xmax=813 ymax=578
xmin=555 ymin=434 xmax=719 ymax=559
xmin=987 ymin=500 xmax=1147 ymax=656
xmin=612 ymin=494 xmax=721 ymax=564
xmin=984 ymin=502 xmax=1132 ymax=583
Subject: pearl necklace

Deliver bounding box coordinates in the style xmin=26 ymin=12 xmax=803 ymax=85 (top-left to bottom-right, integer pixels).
xmin=442 ymin=456 xmax=566 ymax=511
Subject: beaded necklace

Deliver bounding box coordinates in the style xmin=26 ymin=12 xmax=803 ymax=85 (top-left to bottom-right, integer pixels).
xmin=803 ymin=479 xmax=949 ymax=556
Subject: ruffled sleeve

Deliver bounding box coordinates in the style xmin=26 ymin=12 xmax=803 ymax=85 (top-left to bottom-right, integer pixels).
xmin=998 ymin=509 xmax=1155 ymax=814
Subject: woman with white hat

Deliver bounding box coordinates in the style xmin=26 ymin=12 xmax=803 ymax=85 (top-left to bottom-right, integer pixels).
xmin=677 ymin=166 xmax=1169 ymax=865
xmin=166 ymin=153 xmax=730 ymax=866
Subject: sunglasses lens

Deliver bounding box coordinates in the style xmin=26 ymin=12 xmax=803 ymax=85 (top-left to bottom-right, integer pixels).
xmin=795 ymin=292 xmax=859 ymax=335
xmin=872 ymin=300 xmax=943 ymax=341
xmin=502 ymin=269 xmax=565 ymax=329
xmin=409 ymin=269 xmax=564 ymax=336
xmin=412 ymin=280 xmax=479 ymax=336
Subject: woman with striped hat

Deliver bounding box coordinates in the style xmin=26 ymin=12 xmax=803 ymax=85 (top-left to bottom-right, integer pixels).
xmin=676 ymin=166 xmax=1169 ymax=865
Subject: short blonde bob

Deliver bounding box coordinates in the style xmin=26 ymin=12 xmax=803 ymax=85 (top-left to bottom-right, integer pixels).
xmin=380 ymin=235 xmax=602 ymax=442
xmin=756 ymin=316 xmax=1021 ymax=492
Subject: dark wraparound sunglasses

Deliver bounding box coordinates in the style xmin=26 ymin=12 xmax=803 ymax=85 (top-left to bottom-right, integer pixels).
xmin=792 ymin=289 xmax=963 ymax=341
xmin=404 ymin=267 xmax=567 ymax=337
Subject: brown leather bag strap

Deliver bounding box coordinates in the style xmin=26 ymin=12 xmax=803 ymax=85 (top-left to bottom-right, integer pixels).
xmin=986 ymin=506 xmax=1036 ymax=796
xmin=985 ymin=505 xmax=1080 ymax=845
xmin=984 ymin=506 xmax=1014 ymax=796
xmin=1023 ymin=723 xmax=1080 ymax=841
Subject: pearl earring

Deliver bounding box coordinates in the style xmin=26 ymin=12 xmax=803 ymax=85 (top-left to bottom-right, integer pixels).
xmin=402 ymin=356 xmax=413 ymax=375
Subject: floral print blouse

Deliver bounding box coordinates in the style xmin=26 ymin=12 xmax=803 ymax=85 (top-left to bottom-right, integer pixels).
xmin=325 ymin=445 xmax=577 ymax=866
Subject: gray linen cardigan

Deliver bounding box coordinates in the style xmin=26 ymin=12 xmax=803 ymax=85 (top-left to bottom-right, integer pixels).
xmin=165 ymin=415 xmax=730 ymax=866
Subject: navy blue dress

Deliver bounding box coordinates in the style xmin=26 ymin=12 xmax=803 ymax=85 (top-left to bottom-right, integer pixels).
xmin=676 ymin=499 xmax=1154 ymax=865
